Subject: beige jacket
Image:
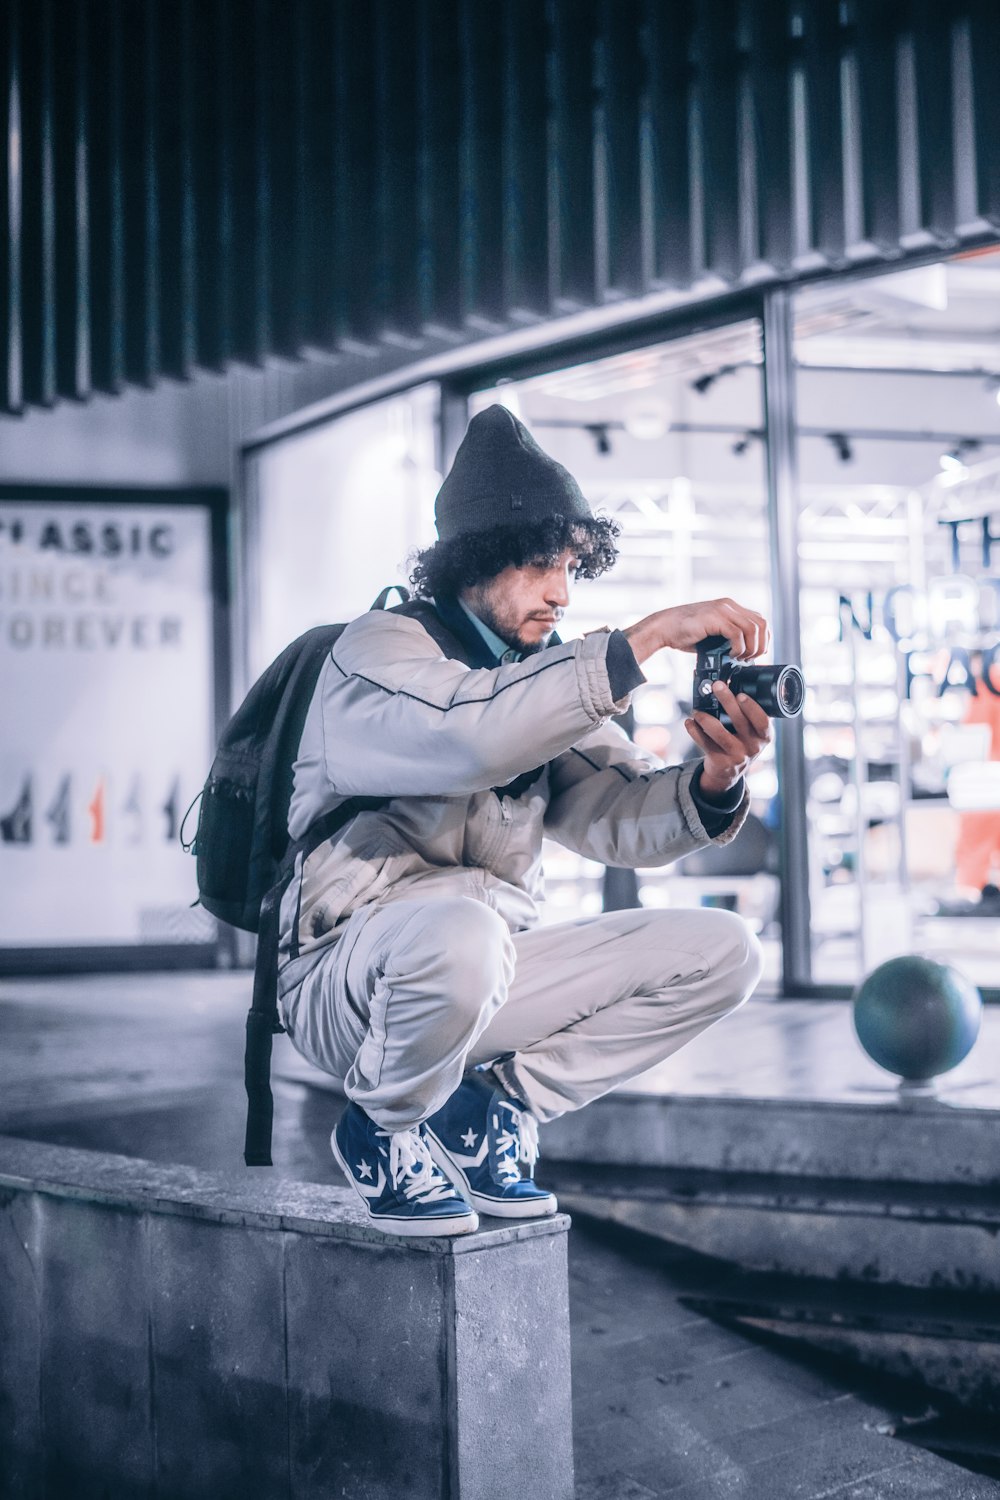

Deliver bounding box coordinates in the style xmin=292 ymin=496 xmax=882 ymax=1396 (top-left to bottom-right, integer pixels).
xmin=277 ymin=607 xmax=749 ymax=995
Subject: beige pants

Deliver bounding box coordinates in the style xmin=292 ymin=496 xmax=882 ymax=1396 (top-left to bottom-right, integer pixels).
xmin=281 ymin=897 xmax=764 ymax=1132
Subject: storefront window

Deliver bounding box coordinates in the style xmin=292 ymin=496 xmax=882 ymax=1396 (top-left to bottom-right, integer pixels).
xmin=793 ymin=257 xmax=1000 ymax=990
xmin=471 ymin=321 xmax=783 ymax=986
xmin=244 ymin=385 xmax=441 ymax=680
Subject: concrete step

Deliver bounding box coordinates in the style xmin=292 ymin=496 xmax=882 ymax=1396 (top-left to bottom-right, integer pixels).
xmin=538 ymin=1091 xmax=1000 ymax=1188
xmin=0 ymin=1135 xmax=574 ymax=1500
xmin=541 ymin=1161 xmax=1000 ymax=1293
xmin=678 ymin=1269 xmax=1000 ymax=1417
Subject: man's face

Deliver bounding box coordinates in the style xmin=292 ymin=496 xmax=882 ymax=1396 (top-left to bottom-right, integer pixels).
xmin=461 ymin=548 xmax=579 ymax=654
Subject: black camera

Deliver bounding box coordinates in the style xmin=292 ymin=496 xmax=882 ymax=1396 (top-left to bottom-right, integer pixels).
xmin=693 ymin=635 xmax=804 ymax=719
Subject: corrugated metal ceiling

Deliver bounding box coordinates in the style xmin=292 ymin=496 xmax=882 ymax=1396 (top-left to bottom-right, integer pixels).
xmin=0 ymin=0 xmax=997 ymax=417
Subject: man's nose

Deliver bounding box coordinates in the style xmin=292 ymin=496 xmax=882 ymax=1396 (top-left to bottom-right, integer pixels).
xmin=545 ymin=566 xmax=572 ymax=606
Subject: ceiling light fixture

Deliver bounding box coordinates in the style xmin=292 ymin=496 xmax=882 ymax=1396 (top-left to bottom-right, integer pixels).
xmin=691 ymin=364 xmax=737 ymax=395
xmin=622 ymin=395 xmax=671 ymax=441
xmin=585 ymin=423 xmax=612 ymax=457
xmin=827 ymin=432 xmax=853 ymax=463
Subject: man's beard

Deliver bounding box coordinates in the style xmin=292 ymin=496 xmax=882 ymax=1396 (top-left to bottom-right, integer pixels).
xmin=475 ymin=598 xmax=551 ymax=657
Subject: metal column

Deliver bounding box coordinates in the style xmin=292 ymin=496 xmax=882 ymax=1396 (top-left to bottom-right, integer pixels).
xmin=762 ymin=288 xmax=812 ymax=992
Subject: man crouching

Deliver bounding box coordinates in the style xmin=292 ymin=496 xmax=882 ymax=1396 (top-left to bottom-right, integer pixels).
xmin=278 ymin=405 xmax=770 ymax=1235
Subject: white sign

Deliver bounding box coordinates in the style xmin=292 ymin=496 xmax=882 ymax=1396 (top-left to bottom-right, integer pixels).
xmin=0 ymin=499 xmax=216 ymax=948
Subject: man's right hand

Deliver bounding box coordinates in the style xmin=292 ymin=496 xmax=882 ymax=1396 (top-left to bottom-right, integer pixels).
xmin=623 ymin=598 xmax=770 ymax=666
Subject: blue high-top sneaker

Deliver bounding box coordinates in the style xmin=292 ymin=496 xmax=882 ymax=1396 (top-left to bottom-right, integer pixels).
xmin=331 ymin=1102 xmax=479 ymax=1237
xmin=425 ymin=1071 xmax=558 ymax=1218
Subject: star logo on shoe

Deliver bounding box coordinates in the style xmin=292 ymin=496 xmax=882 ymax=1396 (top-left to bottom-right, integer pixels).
xmin=461 ymin=1129 xmax=477 ymax=1148
xmin=357 ymin=1159 xmax=373 ymax=1180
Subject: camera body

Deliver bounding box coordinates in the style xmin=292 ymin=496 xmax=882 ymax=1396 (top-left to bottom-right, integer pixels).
xmin=692 ymin=635 xmax=804 ymax=720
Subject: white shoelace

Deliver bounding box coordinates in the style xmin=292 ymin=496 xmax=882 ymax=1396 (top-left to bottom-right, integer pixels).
xmin=381 ymin=1128 xmax=455 ymax=1203
xmin=494 ymin=1101 xmax=540 ymax=1183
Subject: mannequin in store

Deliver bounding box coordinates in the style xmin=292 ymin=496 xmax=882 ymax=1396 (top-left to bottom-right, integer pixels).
xmin=278 ymin=405 xmax=772 ymax=1236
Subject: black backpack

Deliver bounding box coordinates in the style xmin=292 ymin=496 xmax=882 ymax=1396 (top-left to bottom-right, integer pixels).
xmin=183 ymin=587 xmax=459 ymax=1167
xmin=189 ymin=619 xmax=365 ymax=935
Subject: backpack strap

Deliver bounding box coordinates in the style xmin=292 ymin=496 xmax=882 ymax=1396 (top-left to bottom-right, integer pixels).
xmin=243 ymin=796 xmax=386 ymax=1166
xmin=243 ymin=874 xmax=287 ymax=1166
xmin=371 ymin=583 xmax=411 ymax=611
xmin=394 ymin=595 xmax=489 ymax=667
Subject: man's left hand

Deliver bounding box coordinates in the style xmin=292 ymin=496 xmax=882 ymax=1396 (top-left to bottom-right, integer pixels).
xmin=684 ymin=680 xmax=772 ymax=795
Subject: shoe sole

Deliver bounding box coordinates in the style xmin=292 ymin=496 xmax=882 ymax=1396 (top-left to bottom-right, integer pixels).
xmin=330 ymin=1130 xmax=479 ymax=1238
xmin=425 ymin=1131 xmax=559 ymax=1218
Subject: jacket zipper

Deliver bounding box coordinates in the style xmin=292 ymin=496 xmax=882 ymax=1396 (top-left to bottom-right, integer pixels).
xmin=481 ymin=793 xmax=513 ymax=868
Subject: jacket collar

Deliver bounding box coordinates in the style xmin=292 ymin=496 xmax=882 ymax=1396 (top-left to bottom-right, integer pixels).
xmin=432 ymin=594 xmax=562 ymax=668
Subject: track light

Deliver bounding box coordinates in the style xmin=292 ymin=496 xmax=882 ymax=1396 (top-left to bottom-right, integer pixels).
xmin=585 ymin=423 xmax=612 ymax=456
xmin=691 ymin=364 xmax=736 ymax=395
xmin=732 ymin=432 xmax=753 ymax=456
xmin=827 ymin=432 xmax=853 ymax=463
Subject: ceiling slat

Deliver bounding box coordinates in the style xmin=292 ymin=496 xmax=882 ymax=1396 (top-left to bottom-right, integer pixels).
xmin=331 ymin=0 xmax=378 ymax=351
xmin=596 ymin=0 xmax=644 ymax=299
xmin=855 ymin=0 xmax=905 ymax=252
xmin=645 ymin=0 xmax=696 ymax=289
xmin=547 ymin=0 xmax=599 ymax=311
xmin=693 ymin=0 xmax=741 ymax=282
xmin=158 ymin=0 xmax=197 ymax=379
xmin=0 ymin=0 xmax=23 ymax=412
xmin=501 ymin=0 xmax=550 ymax=320
xmin=459 ymin=1 xmax=505 ymax=330
xmin=122 ymin=0 xmax=160 ymax=386
xmin=20 ymin=0 xmax=57 ymax=406
xmin=801 ymin=0 xmax=844 ymax=262
xmin=87 ymin=0 xmax=125 ymax=394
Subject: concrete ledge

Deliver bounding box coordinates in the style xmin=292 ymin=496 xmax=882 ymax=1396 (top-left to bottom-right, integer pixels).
xmin=538 ymin=1093 xmax=1000 ymax=1187
xmin=0 ymin=1137 xmax=574 ymax=1500
xmin=538 ymin=1096 xmax=999 ymax=1292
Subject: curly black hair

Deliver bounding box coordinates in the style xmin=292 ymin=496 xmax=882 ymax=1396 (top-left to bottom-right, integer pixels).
xmin=408 ymin=514 xmax=620 ymax=600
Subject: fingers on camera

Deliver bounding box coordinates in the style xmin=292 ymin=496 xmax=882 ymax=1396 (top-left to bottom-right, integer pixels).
xmin=721 ymin=600 xmax=768 ymax=659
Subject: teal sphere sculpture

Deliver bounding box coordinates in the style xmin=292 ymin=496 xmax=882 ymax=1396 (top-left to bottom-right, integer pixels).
xmin=852 ymin=955 xmax=982 ymax=1084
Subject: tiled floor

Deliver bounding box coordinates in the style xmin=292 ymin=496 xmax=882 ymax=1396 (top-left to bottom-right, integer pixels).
xmin=2 ymin=972 xmax=998 ymax=1496
xmin=622 ymin=995 xmax=1000 ymax=1111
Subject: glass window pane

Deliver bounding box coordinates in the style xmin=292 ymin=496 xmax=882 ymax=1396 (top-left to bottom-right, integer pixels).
xmin=245 ymin=385 xmax=441 ymax=678
xmin=793 ymin=255 xmax=1000 ymax=992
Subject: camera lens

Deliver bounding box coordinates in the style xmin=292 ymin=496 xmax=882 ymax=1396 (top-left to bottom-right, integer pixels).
xmin=774 ymin=665 xmax=804 ymax=717
xmin=729 ymin=662 xmax=805 ymax=718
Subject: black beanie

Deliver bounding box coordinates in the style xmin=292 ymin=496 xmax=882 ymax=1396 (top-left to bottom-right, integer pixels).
xmin=434 ymin=404 xmax=593 ymax=541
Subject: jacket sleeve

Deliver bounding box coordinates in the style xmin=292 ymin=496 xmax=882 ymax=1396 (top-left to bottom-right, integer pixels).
xmin=311 ymin=611 xmax=637 ymax=798
xmin=543 ymin=719 xmax=750 ymax=867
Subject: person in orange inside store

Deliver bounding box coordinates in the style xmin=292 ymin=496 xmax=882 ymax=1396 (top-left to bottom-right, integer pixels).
xmin=954 ymin=659 xmax=1000 ymax=902
xmin=278 ymin=405 xmax=772 ymax=1236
